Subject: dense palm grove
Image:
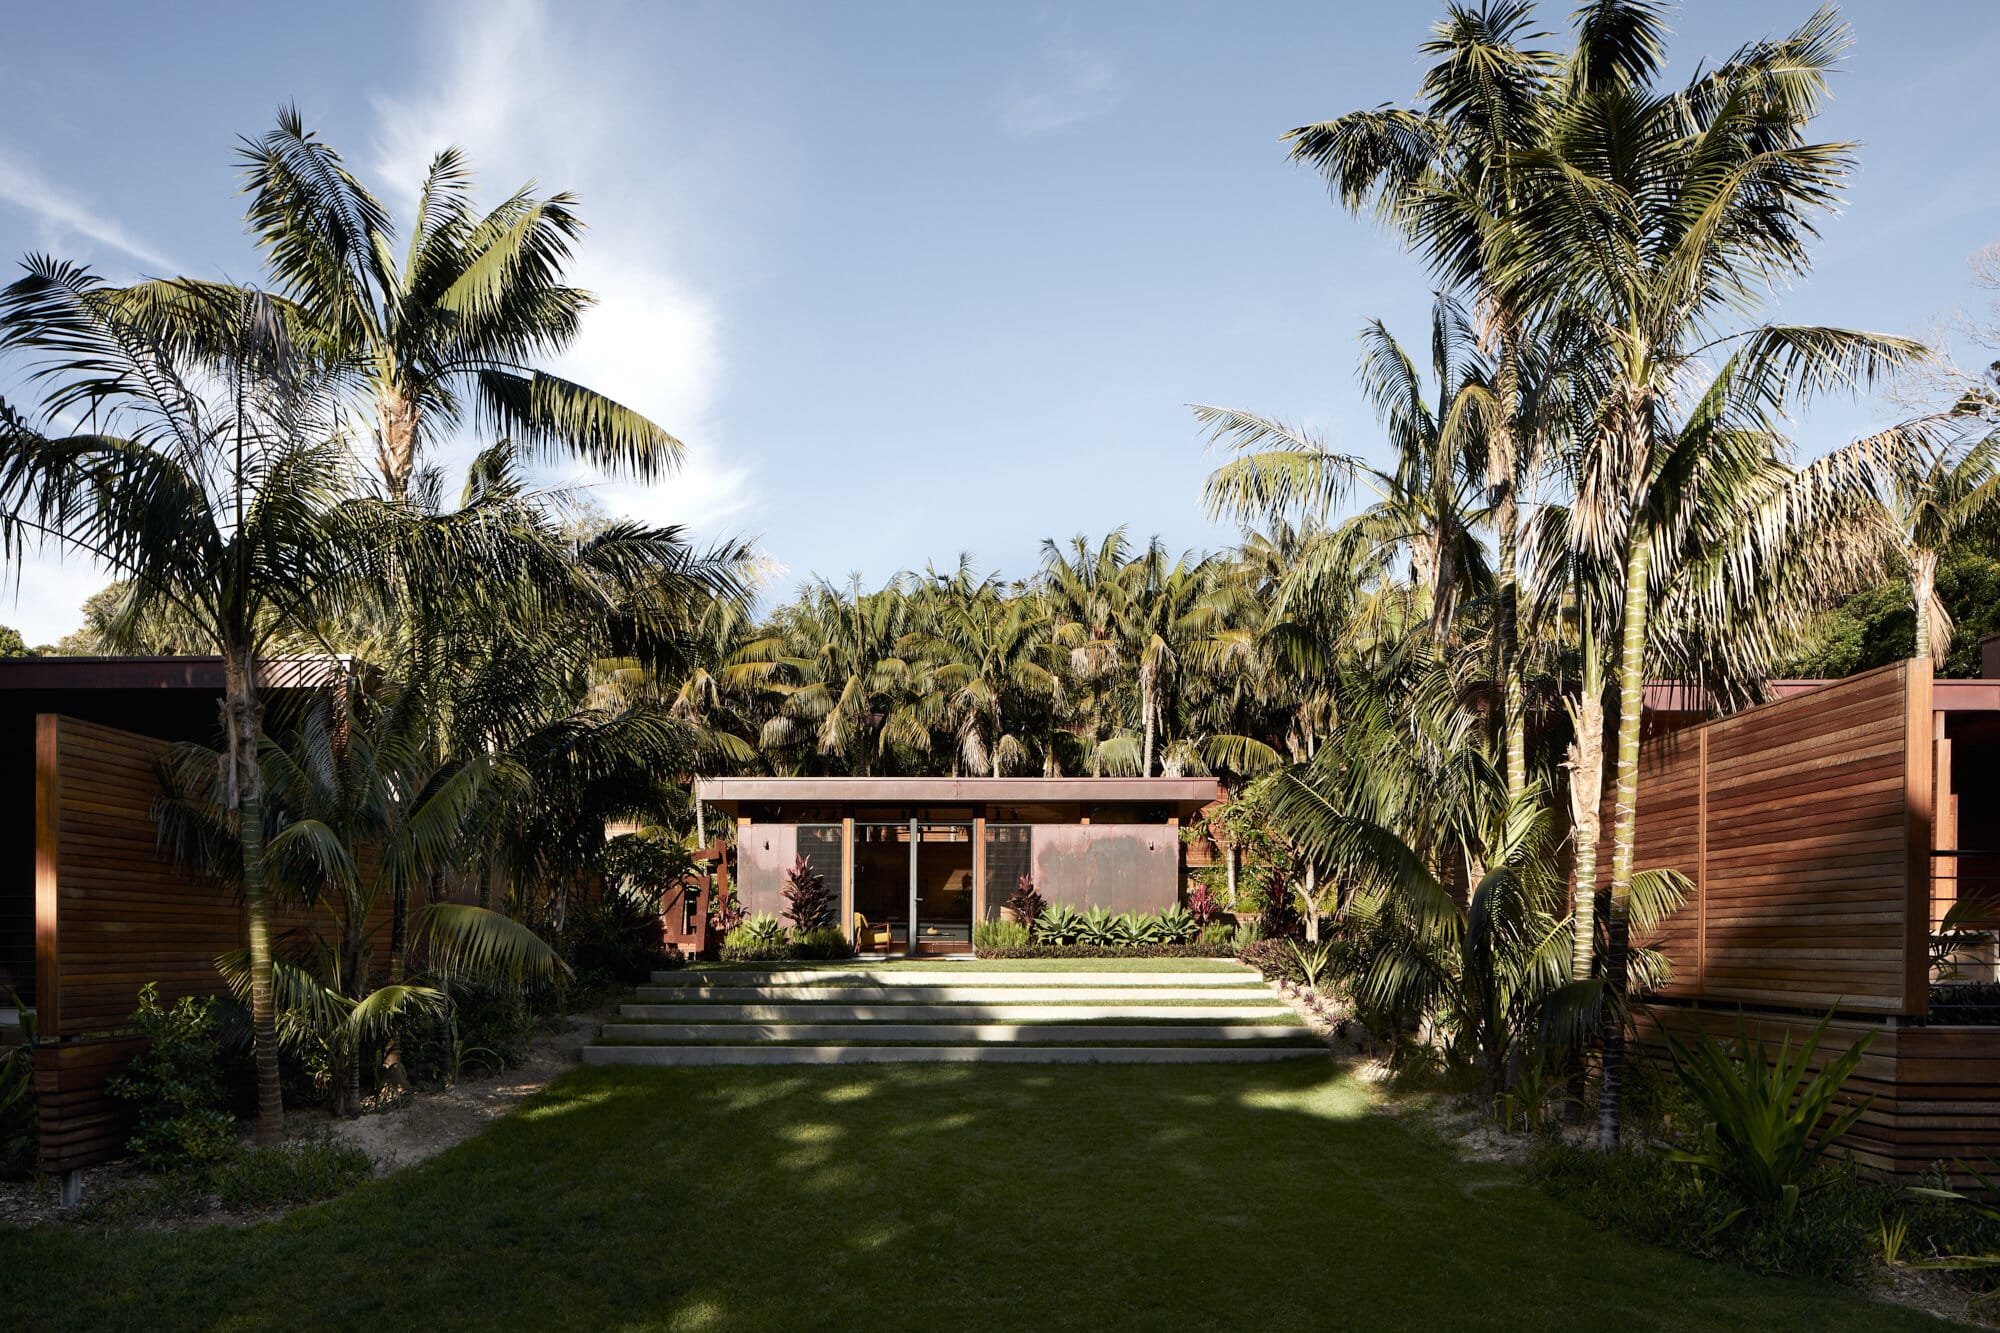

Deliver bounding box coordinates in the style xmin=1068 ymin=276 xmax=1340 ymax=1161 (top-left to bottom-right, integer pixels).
xmin=6 ymin=0 xmax=2000 ymax=1167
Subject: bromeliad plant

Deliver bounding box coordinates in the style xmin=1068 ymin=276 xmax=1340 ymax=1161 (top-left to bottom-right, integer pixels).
xmin=1665 ymin=1011 xmax=1875 ymax=1230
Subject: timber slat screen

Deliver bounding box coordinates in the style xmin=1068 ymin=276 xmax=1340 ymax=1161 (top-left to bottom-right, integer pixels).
xmin=34 ymin=713 xmax=394 ymax=1172
xmin=1598 ymin=660 xmax=1929 ymax=1015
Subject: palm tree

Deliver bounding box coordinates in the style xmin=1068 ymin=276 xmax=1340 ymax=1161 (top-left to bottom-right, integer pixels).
xmin=1197 ymin=298 xmax=1493 ymax=635
xmin=1869 ymin=433 xmax=2000 ymax=663
xmin=157 ymin=685 xmax=563 ymax=1115
xmin=906 ymin=568 xmax=1059 ymax=777
xmin=128 ymin=108 xmax=681 ymax=499
xmin=0 ymin=262 xmax=400 ymax=1143
xmin=1511 ymin=7 xmax=1927 ymax=1144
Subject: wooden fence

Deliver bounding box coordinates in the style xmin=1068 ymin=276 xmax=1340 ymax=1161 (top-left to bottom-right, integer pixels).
xmin=33 ymin=713 xmax=393 ymax=1172
xmin=1606 ymin=660 xmax=2000 ymax=1177
xmin=1600 ymin=659 xmax=1931 ymax=1016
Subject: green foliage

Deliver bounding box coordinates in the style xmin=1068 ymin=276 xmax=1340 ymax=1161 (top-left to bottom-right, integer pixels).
xmin=1156 ymin=903 xmax=1197 ymax=944
xmin=1075 ymin=906 xmax=1118 ymax=948
xmin=781 ymin=856 xmax=836 ymax=934
xmin=1664 ymin=1012 xmax=1874 ymax=1229
xmin=0 ymin=624 xmax=32 ymax=656
xmin=106 ymin=984 xmax=237 ymax=1170
xmin=1783 ymin=545 xmax=2000 ymax=679
xmin=789 ymin=926 xmax=853 ymax=960
xmin=973 ymin=919 xmax=1032 ymax=951
xmin=1032 ymin=903 xmax=1084 ymax=946
xmin=79 ymin=1135 xmax=370 ymax=1222
xmin=212 ymin=1136 xmax=371 ymax=1211
xmin=1289 ymin=939 xmax=1334 ymax=991
xmin=1530 ymin=1141 xmax=1888 ymax=1283
xmin=1905 ymin=1159 xmax=2000 ymax=1287
xmin=1197 ymin=921 xmax=1236 ymax=948
xmin=398 ymin=979 xmax=535 ymax=1087
xmin=1 ymin=997 xmax=37 ymax=1179
xmin=720 ymin=914 xmax=791 ymax=962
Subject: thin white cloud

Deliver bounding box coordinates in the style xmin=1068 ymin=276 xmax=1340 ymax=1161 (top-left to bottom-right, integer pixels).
xmin=999 ymin=43 xmax=1128 ymax=137
xmin=370 ymin=0 xmax=749 ymax=534
xmin=0 ymin=145 xmax=178 ymax=272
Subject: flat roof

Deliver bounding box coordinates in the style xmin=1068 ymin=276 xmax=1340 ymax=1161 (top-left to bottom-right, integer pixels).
xmin=698 ymin=776 xmax=1220 ymax=814
xmin=0 ymin=656 xmax=357 ymax=691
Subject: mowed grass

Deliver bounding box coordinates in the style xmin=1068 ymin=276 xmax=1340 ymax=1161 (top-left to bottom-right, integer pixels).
xmin=3 ymin=1063 xmax=1952 ymax=1332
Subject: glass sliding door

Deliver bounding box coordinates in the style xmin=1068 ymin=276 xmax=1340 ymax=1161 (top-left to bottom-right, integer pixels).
xmin=852 ymin=823 xmax=911 ymax=954
xmin=914 ymin=822 xmax=973 ymax=954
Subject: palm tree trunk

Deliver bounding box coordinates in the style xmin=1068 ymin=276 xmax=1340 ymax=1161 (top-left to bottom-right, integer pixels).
xmin=1494 ymin=322 xmax=1525 ymax=804
xmin=1597 ymin=531 xmax=1654 ymax=1150
xmin=1141 ymin=672 xmax=1156 ymax=777
xmin=1910 ymin=548 xmax=1939 ymax=664
xmin=376 ymin=388 xmax=420 ymax=500
xmin=1568 ymin=603 xmax=1605 ymax=985
xmin=222 ymin=648 xmax=284 ymax=1146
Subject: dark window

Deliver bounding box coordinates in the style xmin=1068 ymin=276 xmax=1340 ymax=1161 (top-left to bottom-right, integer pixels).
xmin=984 ymin=824 xmax=1033 ymax=919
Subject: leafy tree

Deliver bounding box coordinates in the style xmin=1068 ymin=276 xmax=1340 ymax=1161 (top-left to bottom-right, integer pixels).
xmin=0 ymin=625 xmax=30 ymax=657
xmin=122 ymin=108 xmax=681 ymax=500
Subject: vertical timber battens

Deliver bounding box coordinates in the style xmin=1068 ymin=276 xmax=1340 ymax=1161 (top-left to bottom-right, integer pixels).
xmin=34 ymin=713 xmax=60 ymax=1040
xmin=1696 ymin=728 xmax=1708 ymax=998
xmin=1903 ymin=657 xmax=1934 ymax=1018
xmin=840 ymin=817 xmax=855 ymax=942
xmin=971 ymin=808 xmax=987 ymax=933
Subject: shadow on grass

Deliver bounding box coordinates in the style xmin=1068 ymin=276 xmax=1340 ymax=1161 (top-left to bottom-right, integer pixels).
xmin=2 ymin=1061 xmax=1950 ymax=1332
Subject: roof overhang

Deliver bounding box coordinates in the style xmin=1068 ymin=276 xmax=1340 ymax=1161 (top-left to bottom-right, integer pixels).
xmin=0 ymin=655 xmax=359 ymax=692
xmin=697 ymin=776 xmax=1220 ymax=817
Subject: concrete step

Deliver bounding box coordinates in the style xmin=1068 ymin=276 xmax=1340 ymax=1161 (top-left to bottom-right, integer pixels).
xmin=646 ymin=968 xmax=1264 ymax=988
xmin=581 ymin=1043 xmax=1326 ymax=1067
xmin=618 ymin=1002 xmax=1293 ymax=1023
xmin=600 ymin=1022 xmax=1309 ymax=1044
xmin=631 ymin=984 xmax=1271 ymax=1004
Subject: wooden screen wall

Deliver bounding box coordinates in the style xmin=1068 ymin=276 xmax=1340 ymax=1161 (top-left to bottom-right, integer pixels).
xmin=35 ymin=713 xmax=396 ymax=1171
xmin=1601 ymin=660 xmax=1932 ymax=1016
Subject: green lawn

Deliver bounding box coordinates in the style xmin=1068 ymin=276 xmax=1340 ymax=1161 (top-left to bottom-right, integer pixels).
xmin=4 ymin=1063 xmax=1952 ymax=1332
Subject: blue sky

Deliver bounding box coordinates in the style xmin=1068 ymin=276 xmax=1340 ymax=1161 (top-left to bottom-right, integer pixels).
xmin=3 ymin=0 xmax=1997 ymax=642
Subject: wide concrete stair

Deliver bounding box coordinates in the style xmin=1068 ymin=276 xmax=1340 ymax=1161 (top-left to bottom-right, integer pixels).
xmin=583 ymin=963 xmax=1324 ymax=1066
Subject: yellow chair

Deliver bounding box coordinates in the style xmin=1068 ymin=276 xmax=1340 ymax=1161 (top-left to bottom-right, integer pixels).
xmin=855 ymin=912 xmax=895 ymax=953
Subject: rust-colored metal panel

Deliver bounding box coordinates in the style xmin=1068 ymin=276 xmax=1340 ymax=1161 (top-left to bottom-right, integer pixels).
xmin=1031 ymin=824 xmax=1177 ymax=914
xmin=737 ymin=822 xmax=797 ymax=920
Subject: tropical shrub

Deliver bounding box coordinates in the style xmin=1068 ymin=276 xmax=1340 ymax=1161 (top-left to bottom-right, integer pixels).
xmin=721 ymin=914 xmax=792 ymax=962
xmin=1032 ymin=903 xmax=1084 ymax=946
xmin=791 ymin=926 xmax=853 ymax=960
xmin=782 ymin=856 xmax=835 ymax=935
xmin=1238 ymin=936 xmax=1304 ymax=985
xmin=708 ymin=884 xmax=746 ymax=935
xmin=974 ymin=920 xmax=1032 ymax=951
xmin=1196 ymin=921 xmax=1235 ymax=949
xmin=1665 ymin=1012 xmax=1874 ymax=1229
xmin=975 ymin=942 xmax=1239 ymax=960
xmin=1530 ymin=1141 xmax=1888 ymax=1282
xmin=1156 ymin=904 xmax=1197 ymax=944
xmin=212 ymin=1135 xmax=371 ymax=1210
xmin=107 ymin=984 xmax=238 ymax=1170
xmin=1185 ymin=884 xmax=1223 ymax=930
xmin=398 ymin=978 xmax=535 ymax=1086
xmin=1075 ymin=906 xmax=1118 ymax=948
xmin=1003 ymin=875 xmax=1045 ymax=927
xmin=0 ymin=1000 xmax=35 ymax=1179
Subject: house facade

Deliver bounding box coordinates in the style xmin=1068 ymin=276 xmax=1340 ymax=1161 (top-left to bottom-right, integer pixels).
xmin=696 ymin=776 xmax=1220 ymax=955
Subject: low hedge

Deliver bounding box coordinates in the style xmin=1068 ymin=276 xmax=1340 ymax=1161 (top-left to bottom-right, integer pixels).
xmin=975 ymin=943 xmax=1240 ymax=960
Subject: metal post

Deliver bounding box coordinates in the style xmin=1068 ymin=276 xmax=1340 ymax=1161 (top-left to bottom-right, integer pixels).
xmin=908 ymin=817 xmax=920 ymax=958
xmin=59 ymin=1168 xmax=82 ymax=1208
